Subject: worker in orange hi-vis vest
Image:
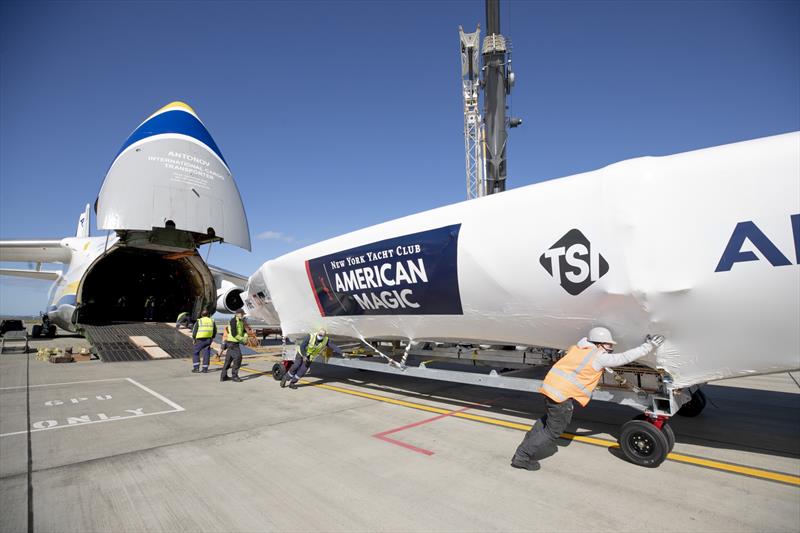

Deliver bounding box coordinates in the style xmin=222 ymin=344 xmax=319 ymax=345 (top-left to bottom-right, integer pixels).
xmin=511 ymin=327 xmax=665 ymax=471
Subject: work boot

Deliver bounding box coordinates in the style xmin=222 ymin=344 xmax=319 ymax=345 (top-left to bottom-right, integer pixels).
xmin=280 ymin=373 xmax=290 ymax=388
xmin=510 ymin=458 xmax=541 ymax=471
xmin=220 ymin=375 xmax=230 ymax=382
xmin=288 ymin=381 xmax=298 ymax=389
xmin=201 ymin=368 xmax=208 ymax=373
xmin=191 ymin=368 xmax=200 ymax=373
xmin=232 ymin=376 xmax=243 ymax=383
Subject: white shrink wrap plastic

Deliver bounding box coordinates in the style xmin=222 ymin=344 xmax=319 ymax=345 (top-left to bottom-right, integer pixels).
xmin=245 ymin=132 xmax=800 ymax=388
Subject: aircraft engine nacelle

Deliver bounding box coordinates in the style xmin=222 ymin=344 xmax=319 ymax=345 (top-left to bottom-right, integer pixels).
xmin=216 ymin=280 xmax=244 ymax=314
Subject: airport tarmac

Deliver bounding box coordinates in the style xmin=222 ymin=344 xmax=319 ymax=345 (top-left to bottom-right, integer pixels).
xmin=1 ymin=334 xmax=799 ymax=532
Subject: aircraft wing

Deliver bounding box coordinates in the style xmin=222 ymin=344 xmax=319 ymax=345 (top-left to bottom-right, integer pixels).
xmin=0 ymin=268 xmax=62 ymax=281
xmin=0 ymin=240 xmax=72 ymax=264
xmin=208 ymin=264 xmax=249 ymax=287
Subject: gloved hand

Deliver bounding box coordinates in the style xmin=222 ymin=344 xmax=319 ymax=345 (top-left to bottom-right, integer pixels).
xmin=646 ymin=334 xmax=665 ymax=348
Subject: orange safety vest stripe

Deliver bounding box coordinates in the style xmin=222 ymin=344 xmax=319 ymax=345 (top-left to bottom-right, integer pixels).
xmin=541 ymin=345 xmax=602 ymax=407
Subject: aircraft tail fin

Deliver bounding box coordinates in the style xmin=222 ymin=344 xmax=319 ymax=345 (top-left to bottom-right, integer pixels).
xmin=76 ymin=204 xmax=90 ymax=238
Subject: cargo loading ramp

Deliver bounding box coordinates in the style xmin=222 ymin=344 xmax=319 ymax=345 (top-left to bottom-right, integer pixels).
xmin=83 ymin=322 xmax=195 ymax=362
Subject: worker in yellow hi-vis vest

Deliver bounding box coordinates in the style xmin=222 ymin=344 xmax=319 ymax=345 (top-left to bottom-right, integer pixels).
xmin=511 ymin=327 xmax=665 ymax=472
xmin=191 ymin=309 xmax=217 ymax=373
xmin=175 ymin=311 xmax=193 ymax=329
xmin=220 ymin=309 xmax=248 ymax=383
xmin=280 ymin=328 xmax=342 ymax=389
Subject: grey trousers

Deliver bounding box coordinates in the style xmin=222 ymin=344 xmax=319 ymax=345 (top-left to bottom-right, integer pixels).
xmin=513 ymin=397 xmax=574 ymax=463
xmin=287 ymin=354 xmax=310 ymax=383
xmin=221 ymin=342 xmax=242 ymax=378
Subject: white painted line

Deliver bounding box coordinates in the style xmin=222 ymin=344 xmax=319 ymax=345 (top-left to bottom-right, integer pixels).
xmin=0 ymin=410 xmax=182 ymax=437
xmin=0 ymin=378 xmax=126 ymax=391
xmin=125 ymin=378 xmax=185 ymax=411
xmin=0 ymin=377 xmax=185 ymax=437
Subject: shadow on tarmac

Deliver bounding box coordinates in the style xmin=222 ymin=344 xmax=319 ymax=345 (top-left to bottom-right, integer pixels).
xmin=302 ymin=363 xmax=800 ymax=462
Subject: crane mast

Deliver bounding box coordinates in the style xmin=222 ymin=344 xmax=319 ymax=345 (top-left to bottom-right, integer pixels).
xmin=460 ymin=0 xmax=520 ymax=199
xmin=459 ymin=26 xmax=484 ymax=199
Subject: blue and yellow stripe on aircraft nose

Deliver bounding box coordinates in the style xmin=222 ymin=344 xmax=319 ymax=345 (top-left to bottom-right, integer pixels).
xmin=114 ymin=101 xmax=227 ymax=167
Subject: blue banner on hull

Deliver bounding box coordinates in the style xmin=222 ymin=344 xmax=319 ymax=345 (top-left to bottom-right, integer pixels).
xmin=306 ymin=225 xmax=463 ymax=316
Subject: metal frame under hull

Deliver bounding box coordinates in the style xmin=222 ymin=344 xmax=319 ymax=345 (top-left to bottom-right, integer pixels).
xmin=282 ymin=338 xmax=691 ymax=416
xmin=312 ymin=355 xmax=688 ymax=415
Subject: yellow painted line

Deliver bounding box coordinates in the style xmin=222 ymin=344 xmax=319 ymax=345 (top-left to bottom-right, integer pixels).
xmin=566 ymin=434 xmax=622 ymax=448
xmin=449 ymin=411 xmax=531 ymax=431
xmin=314 ymin=382 xmax=456 ymax=416
xmin=206 ymin=360 xmax=800 ymax=486
xmin=664 ymin=453 xmax=800 ymax=486
xmin=209 ymin=361 xmax=270 ymax=375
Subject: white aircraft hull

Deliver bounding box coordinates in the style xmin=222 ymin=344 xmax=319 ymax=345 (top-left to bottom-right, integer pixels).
xmin=245 ymin=132 xmax=800 ymax=388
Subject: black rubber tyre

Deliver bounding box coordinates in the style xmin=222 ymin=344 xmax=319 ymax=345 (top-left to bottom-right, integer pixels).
xmin=31 ymin=325 xmax=42 ymax=338
xmin=46 ymin=325 xmax=56 ymax=337
xmin=272 ymin=362 xmax=285 ymax=381
xmin=619 ymin=419 xmax=670 ymax=467
xmin=634 ymin=414 xmax=675 ymax=453
xmin=676 ymin=389 xmax=707 ymax=418
xmin=661 ymin=422 xmax=676 ymax=453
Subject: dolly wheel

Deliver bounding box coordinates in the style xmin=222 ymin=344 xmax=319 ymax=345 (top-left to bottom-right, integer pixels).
xmin=676 ymin=389 xmax=707 ymax=418
xmin=634 ymin=414 xmax=675 ymax=453
xmin=272 ymin=362 xmax=285 ymax=381
xmin=619 ymin=419 xmax=669 ymax=468
xmin=661 ymin=422 xmax=676 ymax=453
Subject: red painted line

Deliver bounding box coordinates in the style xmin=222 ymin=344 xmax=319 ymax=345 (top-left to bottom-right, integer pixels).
xmin=374 ymin=434 xmax=434 ymax=456
xmin=305 ymin=260 xmax=325 ymax=316
xmin=372 ymin=406 xmax=473 ymax=455
xmin=374 ymin=407 xmax=471 ymax=437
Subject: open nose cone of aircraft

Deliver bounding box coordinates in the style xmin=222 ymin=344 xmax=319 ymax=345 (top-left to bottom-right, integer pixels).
xmin=0 ymin=101 xmax=251 ymax=332
xmin=96 ymin=101 xmax=251 ymax=251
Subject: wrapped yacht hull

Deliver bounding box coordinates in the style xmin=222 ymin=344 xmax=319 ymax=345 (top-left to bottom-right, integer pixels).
xmin=245 ymin=132 xmax=800 ymax=388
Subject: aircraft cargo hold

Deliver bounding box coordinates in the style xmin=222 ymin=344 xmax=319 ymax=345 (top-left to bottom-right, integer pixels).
xmin=1 ymin=101 xmax=251 ymax=341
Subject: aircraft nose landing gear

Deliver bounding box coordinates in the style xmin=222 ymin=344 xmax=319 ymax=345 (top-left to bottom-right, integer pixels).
xmin=619 ymin=414 xmax=674 ymax=468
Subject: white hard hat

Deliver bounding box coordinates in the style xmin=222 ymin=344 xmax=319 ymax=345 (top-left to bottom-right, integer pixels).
xmin=588 ymin=327 xmax=616 ymax=345
xmin=317 ymin=328 xmax=327 ymax=338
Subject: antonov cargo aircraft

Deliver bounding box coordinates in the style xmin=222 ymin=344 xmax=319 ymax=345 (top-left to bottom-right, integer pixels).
xmin=0 ymin=102 xmax=250 ymax=334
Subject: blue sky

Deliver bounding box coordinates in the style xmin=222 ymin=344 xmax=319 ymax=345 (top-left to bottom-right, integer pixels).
xmin=1 ymin=0 xmax=798 ymax=315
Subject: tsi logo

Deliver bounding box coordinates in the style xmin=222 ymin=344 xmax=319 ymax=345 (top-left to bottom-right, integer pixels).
xmin=540 ymin=229 xmax=609 ymax=295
